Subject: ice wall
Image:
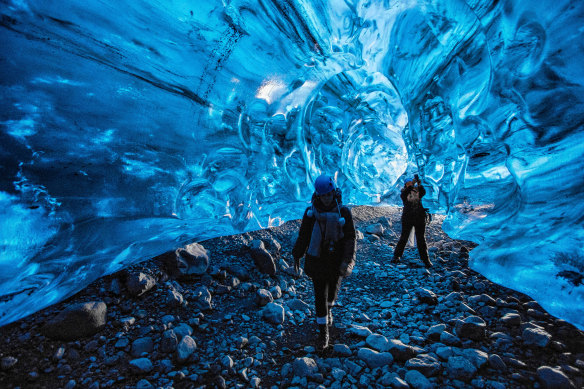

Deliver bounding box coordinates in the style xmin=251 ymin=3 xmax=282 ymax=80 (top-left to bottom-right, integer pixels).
xmin=0 ymin=0 xmax=583 ymax=327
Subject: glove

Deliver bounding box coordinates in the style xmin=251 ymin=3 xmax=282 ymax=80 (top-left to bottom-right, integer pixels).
xmin=339 ymin=260 xmax=354 ymax=277
xmin=294 ymin=257 xmax=300 ymax=275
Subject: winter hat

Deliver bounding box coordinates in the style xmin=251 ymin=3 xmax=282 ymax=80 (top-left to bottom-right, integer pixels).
xmin=314 ymin=175 xmax=336 ymax=195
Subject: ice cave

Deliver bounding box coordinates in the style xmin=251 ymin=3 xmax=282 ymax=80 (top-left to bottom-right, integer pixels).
xmin=0 ymin=0 xmax=582 ymax=329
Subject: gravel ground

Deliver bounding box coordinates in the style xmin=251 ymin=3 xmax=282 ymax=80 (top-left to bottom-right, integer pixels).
xmin=1 ymin=205 xmax=583 ymax=389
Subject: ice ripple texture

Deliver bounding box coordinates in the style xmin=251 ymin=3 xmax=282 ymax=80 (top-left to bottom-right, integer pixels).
xmin=0 ymin=0 xmax=583 ymax=327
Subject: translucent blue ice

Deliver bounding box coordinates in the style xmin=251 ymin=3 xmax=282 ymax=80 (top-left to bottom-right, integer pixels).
xmin=0 ymin=0 xmax=583 ymax=328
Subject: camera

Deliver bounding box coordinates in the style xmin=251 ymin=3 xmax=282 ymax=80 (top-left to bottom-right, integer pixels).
xmin=414 ymin=174 xmax=419 ymax=182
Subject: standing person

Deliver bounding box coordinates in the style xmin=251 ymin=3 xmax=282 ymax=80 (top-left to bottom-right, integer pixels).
xmin=392 ymin=174 xmax=432 ymax=268
xmin=292 ymin=175 xmax=356 ymax=351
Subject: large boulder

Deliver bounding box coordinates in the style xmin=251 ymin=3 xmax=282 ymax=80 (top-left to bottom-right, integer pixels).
xmin=537 ymin=366 xmax=575 ymax=389
xmin=293 ymin=357 xmax=318 ymax=378
xmin=455 ymin=316 xmax=486 ymax=340
xmin=126 ymin=272 xmax=157 ymax=297
xmin=42 ymin=302 xmax=107 ymax=340
xmin=263 ymin=302 xmax=285 ymax=324
xmin=357 ymin=348 xmax=393 ymax=368
xmin=165 ymin=243 xmax=209 ymax=278
xmin=386 ymin=339 xmax=418 ymax=362
xmin=176 ymin=336 xmax=197 ymax=363
xmin=249 ymin=240 xmax=277 ymax=276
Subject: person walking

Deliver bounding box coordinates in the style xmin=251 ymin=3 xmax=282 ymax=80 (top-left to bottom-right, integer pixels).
xmin=292 ymin=175 xmax=356 ymax=351
xmin=392 ymin=174 xmax=432 ymax=268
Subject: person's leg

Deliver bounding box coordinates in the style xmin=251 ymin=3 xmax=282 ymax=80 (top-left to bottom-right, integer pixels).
xmin=393 ymin=219 xmax=413 ymax=261
xmin=326 ymin=275 xmax=343 ymax=326
xmin=312 ymin=278 xmax=328 ymax=324
xmin=312 ymin=277 xmax=329 ymax=350
xmin=415 ymin=220 xmax=431 ymax=267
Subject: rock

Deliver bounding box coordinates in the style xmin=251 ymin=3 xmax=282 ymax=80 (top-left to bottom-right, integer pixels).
xmin=226 ymin=265 xmax=250 ymax=281
xmin=468 ymin=294 xmax=496 ymax=306
xmin=357 ymin=348 xmax=393 ymax=368
xmin=42 ymin=302 xmax=107 ymax=341
xmin=249 ymin=240 xmax=277 ymax=276
xmin=256 ymin=289 xmax=274 ymax=307
xmin=365 ymin=223 xmax=384 ymax=236
xmin=381 ymin=373 xmax=410 ymax=389
xmin=293 ymin=357 xmax=318 ymax=377
xmin=537 ymin=366 xmax=575 ymax=389
xmin=461 ymin=349 xmax=488 ymax=369
xmin=405 ymin=369 xmax=434 ymax=389
xmin=160 ymin=330 xmax=178 ymax=353
xmin=366 ymin=334 xmax=390 ymax=352
xmin=455 ymin=316 xmax=486 ymax=340
xmin=440 ymin=331 xmax=461 ymax=346
xmin=263 ymin=302 xmax=285 ymax=324
xmin=176 ymin=336 xmax=197 ymax=363
xmin=426 ymin=324 xmax=446 ymax=341
xmin=387 ymin=339 xmax=417 ymax=362
xmin=173 ymin=323 xmax=193 ymax=340
xmin=222 ymin=355 xmax=234 ymax=368
xmin=499 ymin=312 xmax=521 ymax=326
xmin=286 ymin=298 xmax=310 ymax=312
xmin=270 ymin=285 xmax=282 ymax=299
xmin=126 ymin=273 xmax=157 ymax=296
xmin=1 ymin=356 xmax=17 ymax=370
xmin=172 ymin=243 xmax=209 ymax=277
xmin=192 ymin=286 xmax=212 ymax=311
xmin=136 ymin=379 xmax=155 ymax=389
xmin=416 ymin=288 xmax=438 ymax=305
xmin=131 ymin=337 xmax=154 ymax=357
xmin=331 ymin=367 xmax=346 ymax=381
xmin=250 ymin=377 xmax=261 ymax=388
xmin=447 ymin=356 xmax=477 ymax=382
xmin=115 ymin=337 xmax=130 ymax=349
xmin=333 ymin=344 xmax=352 ymax=357
xmin=166 ymin=289 xmax=184 ymax=307
xmin=405 ymin=354 xmax=442 ymax=377
xmin=435 ymin=346 xmax=454 ymax=361
xmin=129 ymin=358 xmax=153 ymax=374
xmin=348 ymin=324 xmax=373 ymax=338
xmin=523 ymin=326 xmax=552 ymax=347
xmin=488 ymin=354 xmax=507 ymax=371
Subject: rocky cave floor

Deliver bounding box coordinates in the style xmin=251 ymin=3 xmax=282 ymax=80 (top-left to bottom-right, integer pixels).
xmin=1 ymin=206 xmax=583 ymax=389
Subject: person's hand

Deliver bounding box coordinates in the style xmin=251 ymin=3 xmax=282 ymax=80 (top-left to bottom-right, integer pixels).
xmin=339 ymin=260 xmax=354 ymax=277
xmin=294 ymin=257 xmax=300 ymax=275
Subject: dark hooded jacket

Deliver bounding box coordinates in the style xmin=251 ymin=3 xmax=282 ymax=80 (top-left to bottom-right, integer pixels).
xmin=292 ymin=190 xmax=356 ymax=279
xmin=400 ymin=183 xmax=427 ymax=222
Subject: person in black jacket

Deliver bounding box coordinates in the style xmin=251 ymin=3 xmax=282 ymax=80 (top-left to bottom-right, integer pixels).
xmin=292 ymin=175 xmax=356 ymax=351
xmin=392 ymin=175 xmax=432 ymax=268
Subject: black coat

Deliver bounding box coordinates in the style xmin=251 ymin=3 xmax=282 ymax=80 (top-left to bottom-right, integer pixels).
xmin=292 ymin=197 xmax=356 ymax=279
xmin=400 ymin=184 xmax=427 ymax=222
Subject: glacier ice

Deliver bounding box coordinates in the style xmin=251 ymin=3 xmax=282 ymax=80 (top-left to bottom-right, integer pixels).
xmin=0 ymin=0 xmax=583 ymax=328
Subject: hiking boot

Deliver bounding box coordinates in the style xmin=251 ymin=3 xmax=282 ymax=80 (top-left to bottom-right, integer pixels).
xmin=316 ymin=324 xmax=329 ymax=351
xmin=391 ymin=255 xmax=400 ymax=264
xmin=422 ymin=257 xmax=433 ymax=268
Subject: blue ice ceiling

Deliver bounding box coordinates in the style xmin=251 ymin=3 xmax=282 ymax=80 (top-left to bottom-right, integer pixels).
xmin=1 ymin=0 xmax=583 ymax=327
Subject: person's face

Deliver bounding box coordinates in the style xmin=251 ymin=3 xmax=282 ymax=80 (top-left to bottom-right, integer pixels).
xmin=319 ymin=191 xmax=334 ymax=207
xmin=405 ymin=181 xmax=413 ymax=188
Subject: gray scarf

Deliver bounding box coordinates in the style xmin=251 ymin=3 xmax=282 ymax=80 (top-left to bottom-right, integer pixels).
xmin=307 ymin=205 xmax=344 ymax=257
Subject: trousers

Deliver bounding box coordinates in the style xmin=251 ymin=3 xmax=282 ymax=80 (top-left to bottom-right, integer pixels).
xmin=393 ymin=216 xmax=429 ymax=262
xmin=312 ymin=275 xmax=342 ymax=319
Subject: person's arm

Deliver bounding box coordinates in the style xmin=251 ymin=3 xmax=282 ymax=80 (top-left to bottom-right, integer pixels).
xmin=292 ymin=207 xmax=314 ymax=261
xmin=418 ymin=183 xmax=426 ymax=198
xmin=400 ymin=187 xmax=410 ymax=203
xmin=339 ymin=207 xmax=356 ymax=276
